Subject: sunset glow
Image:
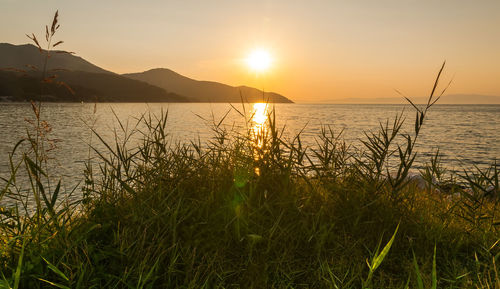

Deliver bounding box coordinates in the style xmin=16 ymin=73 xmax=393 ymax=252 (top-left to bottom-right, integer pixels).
xmin=246 ymin=49 xmax=272 ymax=72
xmin=1 ymin=1 xmax=500 ymax=103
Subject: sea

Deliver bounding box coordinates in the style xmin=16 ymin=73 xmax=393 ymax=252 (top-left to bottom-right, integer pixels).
xmin=0 ymin=102 xmax=499 ymax=196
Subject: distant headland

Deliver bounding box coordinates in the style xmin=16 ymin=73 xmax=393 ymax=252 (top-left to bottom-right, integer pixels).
xmin=0 ymin=43 xmax=293 ymax=103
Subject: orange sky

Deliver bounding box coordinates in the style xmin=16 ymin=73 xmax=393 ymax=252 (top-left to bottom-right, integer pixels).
xmin=2 ymin=0 xmax=499 ymax=102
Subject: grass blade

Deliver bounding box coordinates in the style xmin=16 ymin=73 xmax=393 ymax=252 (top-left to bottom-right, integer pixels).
xmin=413 ymin=251 xmax=424 ymax=289
xmin=431 ymin=245 xmax=437 ymax=289
xmin=42 ymin=256 xmax=69 ymax=281
xmin=13 ymin=237 xmax=26 ymax=289
xmin=371 ymin=223 xmax=400 ymax=272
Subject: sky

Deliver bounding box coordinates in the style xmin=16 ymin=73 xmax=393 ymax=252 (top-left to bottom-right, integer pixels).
xmin=1 ymin=0 xmax=499 ymax=103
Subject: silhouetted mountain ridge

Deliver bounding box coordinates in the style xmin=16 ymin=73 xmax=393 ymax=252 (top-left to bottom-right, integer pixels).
xmin=0 ymin=43 xmax=111 ymax=74
xmin=1 ymin=43 xmax=292 ymax=103
xmin=0 ymin=43 xmax=187 ymax=102
xmin=123 ymin=68 xmax=293 ymax=103
xmin=0 ymin=70 xmax=187 ymax=102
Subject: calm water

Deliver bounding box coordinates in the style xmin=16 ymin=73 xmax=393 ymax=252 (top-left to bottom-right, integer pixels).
xmin=1 ymin=102 xmax=499 ymax=193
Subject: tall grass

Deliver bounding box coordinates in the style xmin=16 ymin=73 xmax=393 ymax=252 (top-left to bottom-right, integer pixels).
xmin=1 ymin=11 xmax=499 ymax=289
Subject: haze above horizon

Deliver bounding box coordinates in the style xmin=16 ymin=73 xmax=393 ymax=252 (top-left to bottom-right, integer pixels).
xmin=1 ymin=0 xmax=499 ymax=103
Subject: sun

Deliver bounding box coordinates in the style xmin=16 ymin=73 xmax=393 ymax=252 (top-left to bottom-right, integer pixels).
xmin=246 ymin=49 xmax=272 ymax=72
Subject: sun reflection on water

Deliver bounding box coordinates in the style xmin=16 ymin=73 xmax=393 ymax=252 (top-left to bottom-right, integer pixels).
xmin=250 ymin=103 xmax=269 ymax=149
xmin=251 ymin=103 xmax=268 ymax=127
xmin=250 ymin=103 xmax=269 ymax=176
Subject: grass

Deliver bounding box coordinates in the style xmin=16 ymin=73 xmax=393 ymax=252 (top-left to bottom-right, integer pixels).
xmin=1 ymin=11 xmax=499 ymax=289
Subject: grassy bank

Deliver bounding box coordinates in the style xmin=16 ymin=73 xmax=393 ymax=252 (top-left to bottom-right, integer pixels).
xmin=0 ymin=93 xmax=499 ymax=288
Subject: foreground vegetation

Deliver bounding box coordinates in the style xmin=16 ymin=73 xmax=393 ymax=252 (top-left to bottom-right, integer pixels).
xmin=0 ymin=83 xmax=499 ymax=288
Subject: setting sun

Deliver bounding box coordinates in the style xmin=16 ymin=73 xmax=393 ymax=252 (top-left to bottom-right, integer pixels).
xmin=246 ymin=49 xmax=272 ymax=72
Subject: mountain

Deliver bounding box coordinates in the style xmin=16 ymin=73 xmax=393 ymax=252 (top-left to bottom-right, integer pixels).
xmin=124 ymin=68 xmax=293 ymax=103
xmin=0 ymin=70 xmax=187 ymax=102
xmin=0 ymin=43 xmax=186 ymax=102
xmin=1 ymin=43 xmax=291 ymax=103
xmin=331 ymin=94 xmax=500 ymax=104
xmin=0 ymin=43 xmax=111 ymax=74
xmin=54 ymin=71 xmax=187 ymax=102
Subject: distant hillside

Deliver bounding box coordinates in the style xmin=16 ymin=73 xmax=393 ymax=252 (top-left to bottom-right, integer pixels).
xmin=0 ymin=43 xmax=111 ymax=74
xmin=1 ymin=43 xmax=291 ymax=103
xmin=332 ymin=94 xmax=500 ymax=104
xmin=0 ymin=43 xmax=187 ymax=102
xmin=124 ymin=68 xmax=293 ymax=103
xmin=0 ymin=70 xmax=187 ymax=102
